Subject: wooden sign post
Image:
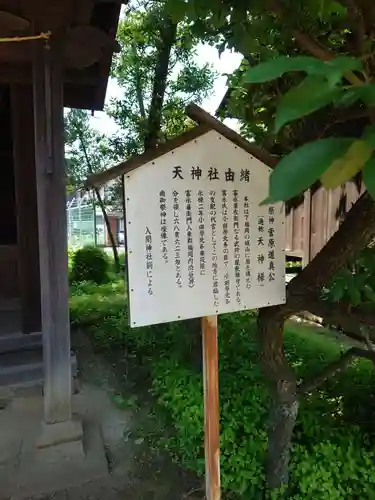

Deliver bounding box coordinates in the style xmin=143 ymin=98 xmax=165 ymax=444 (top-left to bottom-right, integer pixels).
xmin=202 ymin=315 xmax=221 ymax=500
xmin=120 ymin=121 xmax=286 ymax=500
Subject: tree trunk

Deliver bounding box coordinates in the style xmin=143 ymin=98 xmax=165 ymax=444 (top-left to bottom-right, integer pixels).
xmin=94 ymin=186 xmax=120 ymax=272
xmin=144 ymin=17 xmax=177 ymax=150
xmin=256 ymin=193 xmax=375 ymax=490
xmin=267 ymin=396 xmax=298 ymax=489
xmin=77 ymin=131 xmax=121 ymax=272
xmin=132 ymin=42 xmax=146 ymax=120
xmin=258 ymin=307 xmax=298 ymax=490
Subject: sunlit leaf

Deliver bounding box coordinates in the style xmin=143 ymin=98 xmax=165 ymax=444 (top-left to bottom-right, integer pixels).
xmin=243 ymin=56 xmax=326 ymax=83
xmin=275 ymin=76 xmax=342 ymax=132
xmin=264 ymin=138 xmax=353 ymax=203
xmin=320 ymin=140 xmax=373 ymax=189
xmin=243 ymin=55 xmax=362 ymax=85
xmin=313 ymin=0 xmax=347 ymax=18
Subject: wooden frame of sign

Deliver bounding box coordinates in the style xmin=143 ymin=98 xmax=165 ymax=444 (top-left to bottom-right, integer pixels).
xmin=87 ymin=104 xmax=284 ymax=500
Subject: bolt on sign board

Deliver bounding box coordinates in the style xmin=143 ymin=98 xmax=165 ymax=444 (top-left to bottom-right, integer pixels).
xmin=124 ymin=129 xmax=286 ymax=328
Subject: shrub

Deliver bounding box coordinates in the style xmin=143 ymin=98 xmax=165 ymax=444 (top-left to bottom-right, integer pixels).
xmin=70 ymin=246 xmax=110 ymax=284
xmin=68 ymin=248 xmax=75 ymax=271
xmin=70 ymin=280 xmax=375 ymax=499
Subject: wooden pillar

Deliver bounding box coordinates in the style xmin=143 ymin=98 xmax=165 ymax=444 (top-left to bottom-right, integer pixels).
xmin=202 ymin=315 xmax=221 ymax=500
xmin=11 ymin=85 xmax=41 ymax=334
xmin=302 ymin=189 xmax=312 ymax=266
xmin=32 ymin=40 xmax=72 ymax=424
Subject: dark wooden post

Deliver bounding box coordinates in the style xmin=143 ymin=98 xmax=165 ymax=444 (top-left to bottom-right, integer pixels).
xmin=32 ymin=40 xmax=72 ymax=424
xmin=11 ymin=85 xmax=41 ymax=334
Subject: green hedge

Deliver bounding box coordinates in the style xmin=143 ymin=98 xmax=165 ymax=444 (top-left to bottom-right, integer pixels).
xmin=70 ymin=282 xmax=375 ymax=499
xmin=70 ymin=246 xmax=110 ymax=284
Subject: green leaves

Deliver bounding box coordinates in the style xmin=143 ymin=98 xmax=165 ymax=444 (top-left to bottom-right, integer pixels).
xmin=324 ymin=246 xmax=375 ymax=307
xmin=264 ymin=119 xmax=375 ymax=204
xmin=336 ymin=84 xmax=375 ymax=108
xmin=243 ymin=56 xmax=325 ymax=83
xmin=165 ymin=0 xmax=194 ymax=23
xmin=243 ymin=55 xmax=362 ymax=85
xmin=320 ymin=140 xmax=373 ymax=189
xmin=243 ymin=55 xmax=364 ymax=132
xmin=363 ymin=156 xmax=375 ymax=199
xmin=324 ymin=56 xmax=363 ymax=85
xmin=361 ymin=127 xmax=375 ymax=200
xmin=264 ymin=138 xmax=353 ymax=203
xmin=275 ymin=76 xmax=342 ymax=132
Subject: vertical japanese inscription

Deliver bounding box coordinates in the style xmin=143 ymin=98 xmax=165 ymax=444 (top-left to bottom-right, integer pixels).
xmin=159 ymin=190 xmax=168 ymax=263
xmin=257 ymin=214 xmax=265 ymax=286
xmin=210 ymin=190 xmax=219 ymax=308
xmin=173 ymin=190 xmax=182 ymax=288
xmin=233 ymin=189 xmax=241 ymax=304
xmin=268 ymin=206 xmax=276 ymax=282
xmin=198 ymin=190 xmax=205 ymax=276
xmin=186 ymin=189 xmax=195 ymax=288
xmin=145 ymin=227 xmax=153 ymax=295
xmin=222 ymin=189 xmax=230 ymax=304
xmin=244 ymin=196 xmax=251 ymax=289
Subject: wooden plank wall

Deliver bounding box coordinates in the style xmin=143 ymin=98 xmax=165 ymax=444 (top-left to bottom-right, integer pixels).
xmin=285 ymin=182 xmax=365 ymax=264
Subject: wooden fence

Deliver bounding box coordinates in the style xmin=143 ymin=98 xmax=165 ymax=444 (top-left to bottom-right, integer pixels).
xmin=285 ymin=181 xmax=364 ymax=264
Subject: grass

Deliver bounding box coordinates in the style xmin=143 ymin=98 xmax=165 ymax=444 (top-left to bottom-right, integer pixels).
xmin=69 ymin=278 xmax=375 ymax=499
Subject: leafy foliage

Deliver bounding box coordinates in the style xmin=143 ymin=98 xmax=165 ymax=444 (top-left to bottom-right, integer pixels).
xmin=65 ymin=110 xmax=110 ymax=186
xmin=70 ymin=278 xmax=375 ymax=499
xmin=246 ymin=51 xmax=375 ymax=202
xmin=264 ymin=138 xmax=353 ymax=203
xmin=243 ymin=56 xmax=363 ymax=86
xmin=323 ymin=246 xmax=375 ymax=307
xmin=70 ymin=245 xmax=110 ymax=284
xmin=164 ymin=0 xmax=375 ymax=203
xmin=106 ymin=2 xmax=216 ymax=162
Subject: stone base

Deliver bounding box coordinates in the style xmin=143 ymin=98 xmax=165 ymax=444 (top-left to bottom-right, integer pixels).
xmin=0 ymin=397 xmax=109 ymax=500
xmin=37 ymin=417 xmax=83 ymax=449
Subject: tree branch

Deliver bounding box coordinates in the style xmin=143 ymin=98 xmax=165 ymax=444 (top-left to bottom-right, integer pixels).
xmin=144 ymin=17 xmax=177 ymax=151
xmin=286 ymin=192 xmax=375 ymax=313
xmin=77 ymin=130 xmax=120 ymax=271
xmin=338 ymin=0 xmax=367 ymax=55
xmin=268 ymin=0 xmax=364 ymax=85
xmin=304 ymin=296 xmax=375 ymax=342
xmin=297 ymin=346 xmax=375 ymax=394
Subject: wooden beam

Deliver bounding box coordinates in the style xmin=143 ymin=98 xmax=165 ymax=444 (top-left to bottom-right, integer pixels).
xmin=32 ymin=40 xmax=72 ymax=423
xmin=0 ymin=63 xmax=101 ymax=85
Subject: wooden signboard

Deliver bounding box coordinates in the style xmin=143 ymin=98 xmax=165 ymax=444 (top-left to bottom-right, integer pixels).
xmin=123 ymin=128 xmax=286 ymax=499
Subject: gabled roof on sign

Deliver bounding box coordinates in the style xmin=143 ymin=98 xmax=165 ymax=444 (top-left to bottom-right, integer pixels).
xmin=86 ymin=103 xmax=279 ymax=188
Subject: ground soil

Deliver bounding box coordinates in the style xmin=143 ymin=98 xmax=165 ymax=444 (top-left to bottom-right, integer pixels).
xmin=44 ymin=330 xmax=205 ymax=500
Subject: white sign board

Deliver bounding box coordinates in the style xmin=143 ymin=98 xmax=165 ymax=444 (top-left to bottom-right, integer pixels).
xmin=124 ymin=129 xmax=285 ymax=327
